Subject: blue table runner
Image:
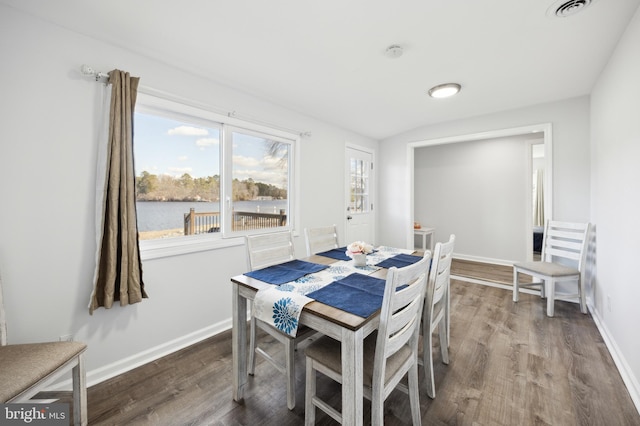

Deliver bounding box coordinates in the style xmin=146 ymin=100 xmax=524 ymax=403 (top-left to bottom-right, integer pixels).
xmin=244 ymin=259 xmax=329 ymax=285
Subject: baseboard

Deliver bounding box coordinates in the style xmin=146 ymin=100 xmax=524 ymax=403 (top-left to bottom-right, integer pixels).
xmin=50 ymin=318 xmax=232 ymax=391
xmin=589 ymin=304 xmax=640 ymax=416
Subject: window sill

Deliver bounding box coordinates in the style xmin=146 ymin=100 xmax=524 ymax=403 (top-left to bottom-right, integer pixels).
xmin=139 ymin=234 xmax=244 ymax=261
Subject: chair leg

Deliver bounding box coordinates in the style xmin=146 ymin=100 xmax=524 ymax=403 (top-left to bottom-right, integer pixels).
xmin=578 ymin=277 xmax=588 ymax=314
xmin=513 ymin=269 xmax=519 ymax=302
xmin=546 ymin=279 xmax=555 ymax=317
xmin=72 ymin=354 xmax=87 ymax=426
xmin=424 ymin=326 xmax=436 ymax=399
xmin=371 ymin=384 xmax=384 ymax=426
xmin=305 ymin=360 xmax=316 ymax=426
xmin=408 ymin=363 xmax=422 ymax=426
xmin=285 ymin=338 xmax=296 ymax=410
xmin=446 ymin=283 xmax=451 ymax=348
xmin=439 ymin=318 xmax=449 ymax=365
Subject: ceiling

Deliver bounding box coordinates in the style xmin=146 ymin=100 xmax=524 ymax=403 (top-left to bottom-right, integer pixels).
xmin=3 ymin=0 xmax=639 ymax=139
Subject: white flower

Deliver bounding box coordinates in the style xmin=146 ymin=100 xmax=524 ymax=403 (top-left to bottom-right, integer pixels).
xmin=346 ymin=241 xmax=373 ymax=258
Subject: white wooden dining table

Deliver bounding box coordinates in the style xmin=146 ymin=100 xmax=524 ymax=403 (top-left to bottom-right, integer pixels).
xmin=230 ymin=254 xmax=394 ymax=426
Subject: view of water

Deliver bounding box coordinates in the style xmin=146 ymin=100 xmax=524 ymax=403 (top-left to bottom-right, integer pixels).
xmin=136 ymin=199 xmax=287 ymax=231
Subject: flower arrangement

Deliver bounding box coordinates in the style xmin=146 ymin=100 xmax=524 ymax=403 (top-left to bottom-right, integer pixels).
xmin=345 ymin=241 xmax=374 ymax=258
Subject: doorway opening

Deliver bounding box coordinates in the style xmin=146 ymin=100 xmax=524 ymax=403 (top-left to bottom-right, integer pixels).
xmin=407 ymin=123 xmax=552 ymax=286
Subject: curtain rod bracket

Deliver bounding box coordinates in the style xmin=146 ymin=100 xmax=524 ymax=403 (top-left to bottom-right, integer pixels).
xmin=81 ymin=64 xmax=109 ymax=82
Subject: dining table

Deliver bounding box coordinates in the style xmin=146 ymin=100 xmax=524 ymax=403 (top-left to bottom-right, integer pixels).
xmin=230 ymin=248 xmax=422 ymax=426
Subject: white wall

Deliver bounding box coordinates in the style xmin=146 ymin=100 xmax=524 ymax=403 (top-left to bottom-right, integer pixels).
xmin=591 ymin=6 xmax=640 ymax=409
xmin=414 ymin=134 xmax=534 ymax=263
xmin=0 ymin=5 xmax=376 ymax=384
xmin=378 ymin=96 xmax=591 ymax=250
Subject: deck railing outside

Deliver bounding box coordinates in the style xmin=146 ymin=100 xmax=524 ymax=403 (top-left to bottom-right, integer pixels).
xmin=184 ymin=208 xmax=287 ymax=235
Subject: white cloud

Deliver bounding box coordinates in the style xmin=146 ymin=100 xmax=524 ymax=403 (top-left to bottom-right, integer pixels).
xmin=168 ymin=126 xmax=208 ymax=136
xmin=232 ymin=155 xmax=261 ymax=168
xmin=233 ymin=168 xmax=287 ymax=187
xmin=178 ymin=156 xmax=188 ymax=161
xmin=196 ymin=138 xmax=219 ymax=147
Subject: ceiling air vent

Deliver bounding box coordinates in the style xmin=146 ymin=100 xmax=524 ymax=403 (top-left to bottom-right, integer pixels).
xmin=547 ymin=0 xmax=598 ymax=18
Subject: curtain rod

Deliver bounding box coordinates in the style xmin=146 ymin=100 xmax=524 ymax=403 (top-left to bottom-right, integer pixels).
xmin=79 ymin=64 xmax=312 ymax=138
xmin=80 ymin=64 xmax=109 ymax=81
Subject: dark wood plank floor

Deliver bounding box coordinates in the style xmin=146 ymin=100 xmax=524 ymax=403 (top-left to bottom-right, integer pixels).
xmin=69 ymin=277 xmax=638 ymax=425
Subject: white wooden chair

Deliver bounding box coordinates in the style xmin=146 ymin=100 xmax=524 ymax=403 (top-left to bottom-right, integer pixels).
xmin=304 ymin=252 xmax=431 ymax=425
xmin=513 ymin=220 xmax=591 ymax=317
xmin=304 ymin=225 xmax=339 ymax=256
xmin=0 ymin=270 xmax=88 ymax=425
xmin=245 ymin=231 xmax=316 ymax=410
xmin=421 ymin=234 xmax=455 ymax=399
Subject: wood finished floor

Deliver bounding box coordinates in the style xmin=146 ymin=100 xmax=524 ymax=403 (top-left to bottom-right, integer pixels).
xmin=72 ymin=274 xmax=639 ymax=425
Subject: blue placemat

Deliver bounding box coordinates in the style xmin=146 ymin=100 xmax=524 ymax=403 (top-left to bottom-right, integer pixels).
xmin=306 ymin=273 xmax=386 ymax=318
xmin=375 ymin=253 xmax=422 ymax=269
xmin=244 ymin=260 xmax=328 ymax=285
xmin=316 ymin=247 xmax=350 ymax=261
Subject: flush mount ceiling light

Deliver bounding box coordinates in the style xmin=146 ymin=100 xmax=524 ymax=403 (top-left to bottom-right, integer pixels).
xmin=384 ymin=45 xmax=404 ymax=59
xmin=428 ymin=83 xmax=461 ymax=99
xmin=547 ymin=0 xmax=598 ymax=18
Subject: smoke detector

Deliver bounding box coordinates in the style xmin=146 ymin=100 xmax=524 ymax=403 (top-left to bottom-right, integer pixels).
xmin=547 ymin=0 xmax=598 ymax=18
xmin=384 ymin=45 xmax=404 ymax=59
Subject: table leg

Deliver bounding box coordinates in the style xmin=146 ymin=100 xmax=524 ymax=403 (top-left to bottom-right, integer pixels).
xmin=341 ymin=327 xmax=364 ymax=426
xmin=232 ymin=282 xmax=248 ymax=402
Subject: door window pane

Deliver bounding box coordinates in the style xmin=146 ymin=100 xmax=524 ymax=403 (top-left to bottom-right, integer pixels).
xmin=349 ymin=157 xmax=370 ymax=213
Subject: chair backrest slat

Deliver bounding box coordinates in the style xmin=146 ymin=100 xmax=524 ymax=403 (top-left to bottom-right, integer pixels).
xmin=245 ymin=231 xmax=295 ymax=271
xmin=374 ymin=253 xmax=430 ymax=378
xmin=304 ymin=225 xmax=339 ymax=256
xmin=541 ymin=221 xmax=590 ymax=267
xmin=426 ymin=235 xmax=456 ymax=325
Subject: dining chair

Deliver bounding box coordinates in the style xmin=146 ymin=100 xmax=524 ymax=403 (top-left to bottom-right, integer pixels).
xmin=0 ymin=269 xmax=88 ymax=425
xmin=304 ymin=225 xmax=339 ymax=256
xmin=421 ymin=234 xmax=455 ymax=399
xmin=513 ymin=220 xmax=591 ymax=317
xmin=304 ymin=252 xmax=431 ymax=425
xmin=245 ymin=230 xmax=317 ymax=410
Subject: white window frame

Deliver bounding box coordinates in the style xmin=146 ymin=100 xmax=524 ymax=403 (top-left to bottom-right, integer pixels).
xmin=135 ymin=91 xmax=300 ymax=260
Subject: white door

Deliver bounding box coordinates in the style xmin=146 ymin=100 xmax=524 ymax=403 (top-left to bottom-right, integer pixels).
xmin=345 ymin=146 xmax=375 ymax=244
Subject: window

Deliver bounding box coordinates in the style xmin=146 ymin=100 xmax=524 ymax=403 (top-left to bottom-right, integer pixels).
xmin=348 ymin=157 xmax=370 ymax=214
xmin=134 ymin=112 xmax=221 ymax=240
xmin=134 ymin=93 xmax=298 ymax=258
xmin=224 ymin=127 xmax=291 ymax=234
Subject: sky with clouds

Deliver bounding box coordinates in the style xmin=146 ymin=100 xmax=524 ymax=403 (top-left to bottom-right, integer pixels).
xmin=134 ymin=112 xmax=288 ymax=187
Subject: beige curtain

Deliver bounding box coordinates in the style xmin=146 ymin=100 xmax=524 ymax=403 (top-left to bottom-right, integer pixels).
xmin=533 ymin=169 xmax=545 ymax=227
xmin=90 ymin=70 xmax=147 ymax=314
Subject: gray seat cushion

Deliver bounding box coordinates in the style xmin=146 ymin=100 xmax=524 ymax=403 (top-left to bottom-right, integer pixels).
xmin=0 ymin=341 xmax=87 ymax=402
xmin=514 ymin=261 xmax=579 ymax=277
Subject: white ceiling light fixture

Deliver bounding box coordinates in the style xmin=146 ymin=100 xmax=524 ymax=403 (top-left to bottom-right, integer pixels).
xmin=384 ymin=45 xmax=403 ymax=59
xmin=547 ymin=0 xmax=599 ymax=18
xmin=428 ymin=83 xmax=461 ymax=99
